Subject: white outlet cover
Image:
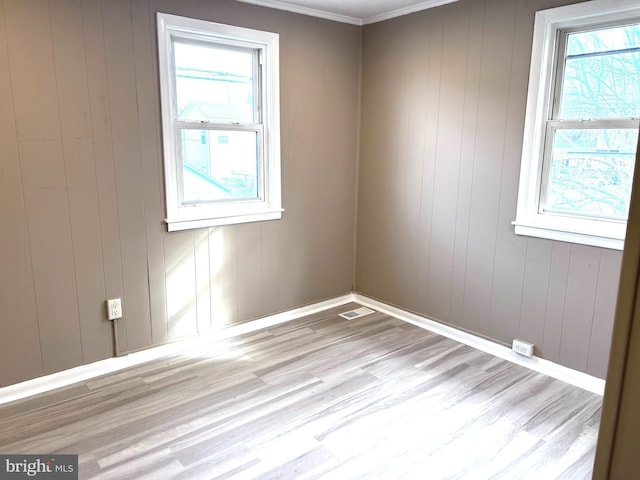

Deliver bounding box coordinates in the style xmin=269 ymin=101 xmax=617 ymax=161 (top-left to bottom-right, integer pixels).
xmin=512 ymin=339 xmax=534 ymax=357
xmin=107 ymin=298 xmax=122 ymax=320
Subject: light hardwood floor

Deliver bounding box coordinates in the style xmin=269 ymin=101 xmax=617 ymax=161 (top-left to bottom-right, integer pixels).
xmin=0 ymin=304 xmax=602 ymax=479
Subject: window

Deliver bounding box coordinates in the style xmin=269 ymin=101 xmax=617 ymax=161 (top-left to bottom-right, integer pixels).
xmin=157 ymin=13 xmax=282 ymax=231
xmin=514 ymin=0 xmax=640 ymax=250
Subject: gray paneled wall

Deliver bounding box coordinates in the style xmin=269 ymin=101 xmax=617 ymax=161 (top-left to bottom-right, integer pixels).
xmin=0 ymin=0 xmax=621 ymax=388
xmin=356 ymin=0 xmax=621 ymax=379
xmin=0 ymin=0 xmax=360 ymax=387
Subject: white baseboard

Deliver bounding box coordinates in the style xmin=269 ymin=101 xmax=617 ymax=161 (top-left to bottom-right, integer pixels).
xmin=0 ymin=292 xmax=605 ymax=405
xmin=353 ymin=293 xmax=606 ymax=395
xmin=0 ymin=294 xmax=355 ymax=406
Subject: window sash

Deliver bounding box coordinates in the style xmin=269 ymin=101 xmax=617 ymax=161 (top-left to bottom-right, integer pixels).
xmin=539 ymin=120 xmax=639 ymax=220
xmin=170 ymin=37 xmax=263 ymax=126
xmin=540 ymin=22 xmax=640 ymax=223
xmin=552 ymin=23 xmax=640 ymax=121
xmin=169 ymin=35 xmax=267 ymax=209
xmin=175 ymin=123 xmax=265 ymax=206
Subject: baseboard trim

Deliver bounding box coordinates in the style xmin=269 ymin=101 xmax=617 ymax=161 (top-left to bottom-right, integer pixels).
xmin=0 ymin=292 xmax=605 ymax=404
xmin=0 ymin=294 xmax=355 ymax=405
xmin=353 ymin=293 xmax=606 ymax=395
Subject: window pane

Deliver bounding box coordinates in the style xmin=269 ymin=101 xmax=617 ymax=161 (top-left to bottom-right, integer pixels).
xmin=174 ymin=41 xmax=256 ymax=124
xmin=566 ymin=23 xmax=640 ymax=56
xmin=544 ymin=128 xmax=638 ymax=220
xmin=181 ymin=129 xmax=259 ymax=204
xmin=559 ymin=24 xmax=640 ymax=119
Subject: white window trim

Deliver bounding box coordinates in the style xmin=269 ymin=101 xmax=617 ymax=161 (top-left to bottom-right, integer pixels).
xmin=514 ymin=0 xmax=640 ymax=250
xmin=157 ymin=13 xmax=282 ymax=232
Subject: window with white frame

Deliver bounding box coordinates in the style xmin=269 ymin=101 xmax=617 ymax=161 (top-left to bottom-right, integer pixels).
xmin=157 ymin=13 xmax=281 ymax=231
xmin=514 ymin=0 xmax=640 ymax=250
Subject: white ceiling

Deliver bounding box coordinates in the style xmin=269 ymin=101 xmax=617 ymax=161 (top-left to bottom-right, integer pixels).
xmin=236 ymin=0 xmax=459 ymax=25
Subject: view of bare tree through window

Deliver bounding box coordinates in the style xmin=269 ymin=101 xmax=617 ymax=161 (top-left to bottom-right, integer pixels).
xmin=544 ymin=22 xmax=640 ymax=221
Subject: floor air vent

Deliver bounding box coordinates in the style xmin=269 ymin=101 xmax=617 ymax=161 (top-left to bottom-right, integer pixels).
xmin=339 ymin=307 xmax=375 ymax=320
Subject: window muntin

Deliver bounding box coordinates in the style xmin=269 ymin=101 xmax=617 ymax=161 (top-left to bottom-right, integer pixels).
xmin=514 ymin=1 xmax=640 ymax=250
xmin=157 ymin=13 xmax=281 ymax=232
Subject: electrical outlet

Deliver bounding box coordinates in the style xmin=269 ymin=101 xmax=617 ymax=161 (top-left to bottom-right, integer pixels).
xmin=106 ymin=298 xmax=122 ymax=320
xmin=512 ymin=339 xmax=534 ymax=357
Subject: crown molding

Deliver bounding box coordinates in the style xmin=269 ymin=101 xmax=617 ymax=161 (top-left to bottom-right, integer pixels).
xmin=363 ymin=0 xmax=459 ymax=24
xmin=236 ymin=0 xmax=363 ymax=25
xmin=236 ymin=0 xmax=461 ymax=26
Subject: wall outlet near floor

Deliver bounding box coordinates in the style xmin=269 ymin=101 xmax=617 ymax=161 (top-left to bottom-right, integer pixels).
xmin=106 ymin=298 xmax=122 ymax=320
xmin=512 ymin=339 xmax=534 ymax=357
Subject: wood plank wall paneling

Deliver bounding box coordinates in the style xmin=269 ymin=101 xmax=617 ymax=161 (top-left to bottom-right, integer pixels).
xmin=304 ymin=20 xmax=360 ymax=303
xmin=194 ymin=229 xmax=212 ymax=334
xmin=449 ymin=0 xmax=484 ymax=329
xmin=560 ymin=245 xmax=602 ymax=372
xmin=81 ymin=0 xmax=128 ymax=355
xmin=102 ymin=0 xmax=153 ymax=351
xmin=357 ymin=0 xmax=624 ymax=378
xmin=542 ymin=242 xmax=572 ymax=362
xmin=414 ymin=11 xmax=442 ymax=314
xmin=131 ymin=0 xmax=169 ymax=347
xmin=0 ymin=0 xmax=359 ymax=386
xmin=518 ymin=239 xmax=553 ymax=353
xmin=354 ymin=22 xmax=391 ymax=301
xmin=276 ymin=14 xmax=308 ymax=310
xmin=5 ymin=0 xmax=84 ymax=374
xmin=236 ymin=222 xmax=264 ymax=322
xmin=164 ymin=231 xmax=198 ymax=341
xmin=588 ymin=250 xmax=622 ymax=378
xmin=50 ymin=0 xmax=113 ymax=364
xmin=463 ymin=0 xmax=516 ymax=337
xmin=261 ymin=221 xmax=281 ymax=315
xmin=0 ymin=1 xmax=44 ymax=386
xmin=423 ymin=4 xmax=468 ymax=321
xmin=487 ymin=0 xmax=531 ymax=344
xmin=209 ymin=226 xmax=238 ymax=328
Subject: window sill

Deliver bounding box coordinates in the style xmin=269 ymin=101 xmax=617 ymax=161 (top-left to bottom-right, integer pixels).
xmin=513 ymin=220 xmax=625 ymax=250
xmin=166 ymin=209 xmax=283 ymax=232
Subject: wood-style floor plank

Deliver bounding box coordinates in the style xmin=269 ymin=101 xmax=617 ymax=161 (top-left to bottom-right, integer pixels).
xmin=0 ymin=304 xmax=601 ymax=479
